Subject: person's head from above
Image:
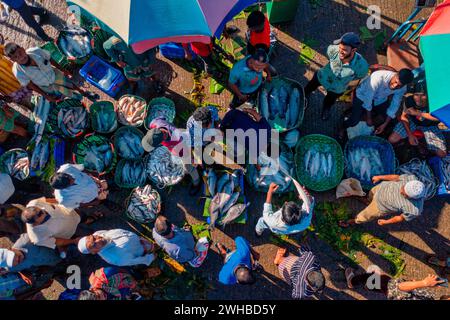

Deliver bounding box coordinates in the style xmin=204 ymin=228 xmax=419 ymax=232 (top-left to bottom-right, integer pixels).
xmin=1 ymin=248 xmax=25 ymax=268
xmin=21 ymin=206 xmax=49 ymax=226
xmin=390 ymin=68 xmax=414 ymax=90
xmin=154 ymin=215 xmax=174 ymax=239
xmin=49 ymin=172 xmax=75 ymax=190
xmin=78 ymin=234 xmax=108 ymax=255
xmin=248 ymin=48 xmax=268 ymax=72
xmin=412 ymin=92 xmax=427 ymax=109
xmin=4 ymin=42 xmax=29 ymax=65
xmin=235 ymin=265 xmax=255 ymax=285
xmin=400 ymin=180 xmax=426 ymax=200
xmin=306 ymin=270 xmax=326 ymax=294
xmin=247 ymin=10 xmax=266 ymax=33
xmin=193 ymin=107 xmax=213 ymax=128
xmin=78 ymin=289 xmax=107 ymax=300
xmin=141 ymin=127 xmax=170 ymax=153
xmin=281 ymin=200 xmax=305 ymax=226
xmin=333 ymin=32 xmax=361 ymax=61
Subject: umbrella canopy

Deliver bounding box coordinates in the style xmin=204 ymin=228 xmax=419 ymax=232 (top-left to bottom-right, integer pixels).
xmin=67 ymin=0 xmax=258 ymax=54
xmin=419 ymin=0 xmax=450 ymax=126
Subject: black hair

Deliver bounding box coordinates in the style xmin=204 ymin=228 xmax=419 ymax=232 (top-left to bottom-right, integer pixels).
xmin=78 ymin=290 xmax=98 ymax=300
xmin=235 ymin=266 xmax=255 ymax=285
xmin=281 ymin=201 xmax=304 ymax=226
xmin=247 ymin=11 xmax=265 ymax=28
xmin=193 ymin=107 xmax=212 ymax=126
xmin=154 ymin=215 xmax=172 ymax=237
xmin=50 ymin=173 xmax=73 ymax=190
xmin=398 ymin=68 xmax=414 ymax=86
xmin=306 ymin=270 xmax=325 ymax=293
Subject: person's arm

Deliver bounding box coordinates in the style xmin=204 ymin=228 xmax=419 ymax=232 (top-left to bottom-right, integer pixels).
xmin=263 ymin=64 xmax=272 ymax=82
xmin=374 ymin=115 xmax=393 ymax=135
xmin=126 ymin=253 xmax=155 ymax=266
xmin=249 ymin=246 xmax=260 ymax=262
xmin=50 ymin=60 xmax=70 ymax=76
xmin=26 ymin=82 xmax=60 ymax=103
xmin=79 ymin=199 xmax=102 ymax=208
xmin=372 ymin=174 xmax=400 ymax=184
xmin=377 ymin=214 xmax=405 ymax=226
xmin=400 ymin=111 xmax=418 ymax=146
xmin=228 ymin=82 xmax=247 ymax=101
xmin=265 ymin=183 xmax=279 ymax=204
xmin=55 ymin=237 xmax=79 ymax=247
xmin=44 ymin=198 xmax=58 ymax=204
xmin=397 ymin=275 xmax=444 ymax=292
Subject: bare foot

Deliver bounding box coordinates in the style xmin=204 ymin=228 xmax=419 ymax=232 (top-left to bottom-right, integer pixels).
xmin=274 ymin=248 xmax=287 ymax=265
xmin=345 ymin=267 xmax=355 ymax=289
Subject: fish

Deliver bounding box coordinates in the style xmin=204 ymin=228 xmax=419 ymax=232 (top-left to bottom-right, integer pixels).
xmin=219 ymin=202 xmax=250 ymax=227
xmin=268 ymin=87 xmax=280 ymax=119
xmin=120 ymin=160 xmax=146 ymax=186
xmin=360 ymin=156 xmax=372 ymax=181
xmin=4 ymin=150 xmax=29 ymax=180
xmin=311 ymin=152 xmax=321 ymax=176
xmin=304 ymin=150 xmax=312 ymax=171
xmin=117 ymin=96 xmax=147 ymax=126
xmin=288 ymin=88 xmax=300 ymax=128
xmin=259 ymin=89 xmax=270 ymax=120
xmin=398 ymin=158 xmax=438 ymax=200
xmin=58 ymin=107 xmax=87 ymax=137
xmin=128 ymin=184 xmax=160 ymax=223
xmin=117 ymin=131 xmax=144 ymax=159
xmin=216 ymin=173 xmax=231 ymax=194
xmin=278 ymin=86 xmax=289 ymax=118
xmin=327 ymin=153 xmax=333 ymax=177
xmin=59 ymin=26 xmax=91 ymax=59
xmin=209 ymin=192 xmax=231 ymax=229
xmin=145 ymin=146 xmax=185 ymax=188
xmin=207 ymin=168 xmax=217 ymax=196
xmin=38 ymin=140 xmax=50 ymax=170
xmin=221 ymin=191 xmax=240 ymax=214
xmin=321 ymin=153 xmax=328 ymax=176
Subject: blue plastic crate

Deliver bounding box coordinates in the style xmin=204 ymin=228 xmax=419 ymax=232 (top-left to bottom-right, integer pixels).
xmin=158 ymin=42 xmax=186 ymax=60
xmin=79 ymin=55 xmax=126 ymax=98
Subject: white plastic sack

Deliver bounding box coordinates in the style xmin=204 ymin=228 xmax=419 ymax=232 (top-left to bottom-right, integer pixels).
xmin=336 ymin=178 xmax=366 ymax=199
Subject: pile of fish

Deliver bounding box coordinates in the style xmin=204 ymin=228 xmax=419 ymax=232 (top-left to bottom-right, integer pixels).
xmin=31 ymin=96 xmax=51 ymax=146
xmin=2 ymin=150 xmax=29 ymax=180
xmin=117 ymin=96 xmax=147 ymax=126
xmin=253 ymin=151 xmax=294 ymax=193
xmin=304 ymin=149 xmax=334 ymax=180
xmin=207 ymin=169 xmax=248 ymax=228
xmin=347 ymin=147 xmax=385 ymax=183
xmin=145 ymin=146 xmax=185 ymax=188
xmin=93 ymin=106 xmax=117 ymax=133
xmin=83 ymin=143 xmax=114 ymax=173
xmin=30 ymin=140 xmax=50 ymax=171
xmin=127 ymin=185 xmax=161 ymax=224
xmin=260 ymin=84 xmax=300 ymax=129
xmin=397 ymin=158 xmax=438 ymax=200
xmin=116 ymin=129 xmax=144 ymax=159
xmin=58 ymin=26 xmax=91 ymax=59
xmin=58 ymin=106 xmax=88 ymax=137
xmin=146 ymin=103 xmax=175 ymax=124
xmin=117 ymin=160 xmax=146 ymax=187
xmin=440 ymin=156 xmax=450 ymax=190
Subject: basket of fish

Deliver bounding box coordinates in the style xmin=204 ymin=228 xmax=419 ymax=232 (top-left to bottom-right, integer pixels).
xmin=246 ymin=144 xmax=295 ymax=194
xmin=144 ymin=97 xmax=176 ymax=130
xmin=396 ymin=158 xmax=439 ymax=200
xmin=90 ymin=101 xmax=117 ymax=134
xmin=73 ymin=134 xmax=117 ymax=175
xmin=47 ymin=99 xmax=88 ymax=138
xmin=0 ymin=148 xmax=30 ymax=181
xmin=257 ymin=76 xmax=305 ymax=132
xmin=295 ymin=134 xmax=344 ymax=192
xmin=344 ymin=135 xmax=396 ymax=190
xmin=56 ymin=25 xmax=92 ymax=65
xmin=125 ymin=185 xmax=161 ymax=224
xmin=116 ymin=94 xmax=147 ymax=127
xmin=29 ymin=138 xmax=51 ymax=173
xmin=113 ymin=126 xmax=145 ymax=160
xmin=114 ymin=159 xmax=147 ymax=188
xmin=145 ymin=146 xmax=185 ymax=189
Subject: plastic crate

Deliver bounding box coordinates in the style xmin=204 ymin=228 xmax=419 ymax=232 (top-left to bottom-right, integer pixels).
xmin=158 ymin=42 xmax=186 ymax=60
xmin=79 ymin=55 xmax=126 ymax=98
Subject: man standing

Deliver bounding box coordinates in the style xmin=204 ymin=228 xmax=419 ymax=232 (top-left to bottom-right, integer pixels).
xmin=228 ymin=48 xmax=272 ymax=109
xmin=339 ymin=174 xmax=426 ymax=227
xmin=304 ymin=32 xmax=368 ymax=120
xmin=246 ymin=10 xmax=271 ymax=55
xmin=5 ymin=42 xmax=98 ymax=103
xmin=77 ymin=229 xmax=155 ymax=267
xmin=343 ymin=69 xmax=414 ymax=135
xmin=2 ymin=0 xmax=52 ymax=42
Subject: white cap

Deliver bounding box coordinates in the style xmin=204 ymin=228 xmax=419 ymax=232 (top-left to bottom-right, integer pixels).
xmin=77 ymin=236 xmax=90 ymax=254
xmin=404 ymin=180 xmax=426 ymax=199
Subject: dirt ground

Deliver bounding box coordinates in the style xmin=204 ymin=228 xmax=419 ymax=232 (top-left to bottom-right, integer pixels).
xmin=0 ymin=0 xmax=448 ymax=300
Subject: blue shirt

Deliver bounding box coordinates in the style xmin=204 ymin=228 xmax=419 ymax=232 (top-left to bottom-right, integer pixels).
xmin=186 ymin=105 xmax=219 ymax=148
xmin=229 ymin=56 xmax=263 ymax=94
xmin=218 ymin=237 xmax=252 ymax=285
xmin=2 ymin=0 xmax=25 ymax=10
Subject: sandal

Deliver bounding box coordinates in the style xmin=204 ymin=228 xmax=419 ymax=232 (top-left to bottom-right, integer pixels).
xmin=426 ymin=255 xmax=447 ymax=268
xmin=214 ymin=242 xmax=229 ymax=256
xmin=345 ymin=267 xmax=355 ymax=289
xmin=84 ymin=211 xmax=104 ymax=225
xmin=274 ymin=248 xmax=287 ymax=265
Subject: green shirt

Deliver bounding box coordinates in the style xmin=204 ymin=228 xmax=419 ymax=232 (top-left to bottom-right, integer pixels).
xmin=103 ymin=36 xmax=150 ymax=68
xmin=317 ymin=45 xmax=369 ymax=94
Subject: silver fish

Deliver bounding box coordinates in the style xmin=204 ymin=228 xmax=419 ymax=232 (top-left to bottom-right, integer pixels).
xmin=219 ymin=202 xmax=250 ymax=227
xmin=260 ymin=89 xmax=270 ymax=120
xmin=216 ymin=173 xmax=231 ymax=194
xmin=207 ymin=169 xmax=217 ymax=196
xmin=268 ymin=87 xmax=280 ymax=119
xmin=278 ymin=86 xmax=289 ymax=118
xmin=221 ymin=191 xmax=240 ymax=214
xmin=288 ymin=88 xmax=300 ymax=128
xmin=209 ymin=192 xmax=231 ymax=228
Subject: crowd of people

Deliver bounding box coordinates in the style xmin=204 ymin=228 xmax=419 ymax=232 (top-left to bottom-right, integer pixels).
xmin=0 ymin=5 xmax=448 ymax=301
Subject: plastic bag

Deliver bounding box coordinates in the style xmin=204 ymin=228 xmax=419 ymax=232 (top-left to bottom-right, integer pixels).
xmin=336 ymin=178 xmax=366 ymax=199
xmin=347 ymin=121 xmax=374 ymax=140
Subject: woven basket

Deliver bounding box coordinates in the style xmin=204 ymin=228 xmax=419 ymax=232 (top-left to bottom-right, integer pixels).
xmin=72 ymin=133 xmax=117 ymax=175
xmin=116 ymin=94 xmax=147 ymax=127
xmin=46 ymin=99 xmax=88 ymax=138
xmin=0 ymin=148 xmax=29 ymax=180
xmin=114 ymin=159 xmax=147 ymax=189
xmin=113 ymin=126 xmax=145 ymax=160
xmin=124 ymin=185 xmax=161 ymax=224
xmin=144 ymin=97 xmax=176 ymax=130
xmin=89 ymin=101 xmax=117 ymax=134
xmin=344 ymin=135 xmax=396 ymax=190
xmin=56 ymin=26 xmax=92 ymax=66
xmin=295 ymin=134 xmax=344 ymax=192
xmin=257 ymin=76 xmax=306 ymax=133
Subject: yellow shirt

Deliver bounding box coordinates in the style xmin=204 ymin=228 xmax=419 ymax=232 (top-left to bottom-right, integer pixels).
xmin=0 ymin=45 xmax=21 ymax=95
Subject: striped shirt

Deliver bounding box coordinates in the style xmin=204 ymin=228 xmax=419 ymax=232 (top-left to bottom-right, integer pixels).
xmin=374 ymin=174 xmax=424 ymax=221
xmin=290 ymin=246 xmax=321 ymax=299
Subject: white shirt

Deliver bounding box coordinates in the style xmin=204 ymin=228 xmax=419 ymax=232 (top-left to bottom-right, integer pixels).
xmin=95 ymin=229 xmax=155 ymax=267
xmin=26 ymin=197 xmax=81 ymax=249
xmin=261 ymin=200 xmax=313 ymax=235
xmin=54 ymin=164 xmax=99 ymax=210
xmin=12 ymin=47 xmax=56 ymax=88
xmin=0 ymin=173 xmax=14 ymax=204
xmin=356 ymin=70 xmax=407 ymax=119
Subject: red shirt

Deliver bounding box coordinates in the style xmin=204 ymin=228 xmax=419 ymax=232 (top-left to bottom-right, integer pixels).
xmin=190 ymin=42 xmax=213 ymax=57
xmin=249 ymin=16 xmax=271 ymax=48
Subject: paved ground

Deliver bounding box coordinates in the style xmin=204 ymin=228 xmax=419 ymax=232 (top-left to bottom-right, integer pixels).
xmin=0 ymin=0 xmax=448 ymax=300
